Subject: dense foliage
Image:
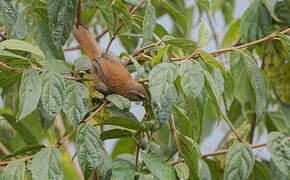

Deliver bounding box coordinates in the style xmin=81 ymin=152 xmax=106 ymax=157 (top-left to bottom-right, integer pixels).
xmin=0 ymin=0 xmax=289 ymax=179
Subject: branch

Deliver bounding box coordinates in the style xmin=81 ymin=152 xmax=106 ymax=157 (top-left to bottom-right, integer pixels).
xmin=133 ymin=40 xmax=163 ymax=56
xmin=170 ymin=114 xmax=182 ymax=157
xmin=106 ymin=0 xmax=147 ymax=53
xmin=171 ymin=137 xmax=290 ymax=165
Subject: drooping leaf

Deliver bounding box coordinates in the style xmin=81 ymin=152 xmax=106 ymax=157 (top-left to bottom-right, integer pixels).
xmin=267 ymin=132 xmax=290 ymax=176
xmin=63 ymin=81 xmax=89 ymax=127
xmin=76 ymin=124 xmax=112 ymax=178
xmin=275 ymin=0 xmax=290 ymax=25
xmin=176 ymin=131 xmax=201 ymax=180
xmin=142 ymin=1 xmax=156 ymax=46
xmin=178 ymin=60 xmax=204 ymax=99
xmin=240 ymin=1 xmax=272 ymax=43
xmin=18 ymin=68 xmax=41 ymax=120
xmin=1 ymin=160 xmax=25 ymax=180
xmin=0 ymin=0 xmax=28 ymax=39
xmin=172 ymin=104 xmax=193 ymax=138
xmin=112 ymin=137 xmax=137 ymax=159
xmin=47 ymin=0 xmax=78 ymax=47
xmin=198 ymin=18 xmax=211 ymax=47
xmin=41 ymin=59 xmax=73 ymax=75
xmin=176 ymin=162 xmax=190 ymax=180
xmin=106 ymin=94 xmax=130 ymax=111
xmin=100 ymin=129 xmax=133 ymax=140
xmin=224 ymin=143 xmax=255 ymax=180
xmin=140 ymin=151 xmax=176 ymax=180
xmin=222 ymin=18 xmax=241 ymax=47
xmin=30 ymin=147 xmax=63 ymax=180
xmin=278 ymin=32 xmax=290 ymax=57
xmin=0 ymin=40 xmax=45 ymax=60
xmin=40 ymin=71 xmax=65 ymax=128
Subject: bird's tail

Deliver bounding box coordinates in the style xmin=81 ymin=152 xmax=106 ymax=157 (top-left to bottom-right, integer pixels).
xmin=72 ymin=24 xmax=102 ymax=60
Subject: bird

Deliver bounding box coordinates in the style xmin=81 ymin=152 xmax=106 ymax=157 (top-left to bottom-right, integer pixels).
xmin=72 ymin=24 xmax=149 ymax=102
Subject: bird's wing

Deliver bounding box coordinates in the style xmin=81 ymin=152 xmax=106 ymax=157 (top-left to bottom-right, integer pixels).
xmin=92 ymin=58 xmax=107 ymax=84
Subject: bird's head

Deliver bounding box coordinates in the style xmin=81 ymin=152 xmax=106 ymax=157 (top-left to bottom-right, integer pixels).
xmin=127 ymin=81 xmax=149 ymax=102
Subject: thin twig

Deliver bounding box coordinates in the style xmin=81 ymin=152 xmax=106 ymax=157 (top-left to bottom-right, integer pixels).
xmin=222 ymin=113 xmax=242 ymax=142
xmin=133 ymin=40 xmax=163 ymax=56
xmin=62 ymin=46 xmax=81 ymax=51
xmin=170 ymin=137 xmax=290 ymax=165
xmin=170 ymin=114 xmax=182 ymax=157
xmin=106 ymin=0 xmax=147 ymax=53
xmin=172 ymin=28 xmax=290 ymax=61
xmin=0 ymin=61 xmax=19 ymax=72
xmin=0 ymin=155 xmax=33 ymax=165
xmin=135 ymin=143 xmax=141 ymax=168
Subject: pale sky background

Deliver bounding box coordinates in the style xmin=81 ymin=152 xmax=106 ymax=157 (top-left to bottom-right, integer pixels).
xmin=0 ymin=1 xmax=271 ymax=160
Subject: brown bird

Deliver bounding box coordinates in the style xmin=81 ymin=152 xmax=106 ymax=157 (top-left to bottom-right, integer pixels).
xmin=72 ymin=24 xmax=149 ymax=101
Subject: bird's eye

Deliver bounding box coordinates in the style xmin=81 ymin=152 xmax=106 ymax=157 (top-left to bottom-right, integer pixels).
xmin=137 ymin=94 xmax=146 ymax=100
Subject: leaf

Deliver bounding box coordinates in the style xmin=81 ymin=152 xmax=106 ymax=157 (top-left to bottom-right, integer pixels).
xmin=0 ymin=0 xmax=28 ymax=39
xmin=197 ymin=0 xmax=211 ymax=12
xmin=32 ymin=20 xmax=64 ymax=60
xmin=178 ymin=60 xmax=204 ymax=99
xmin=265 ymin=112 xmax=290 ymax=133
xmin=149 ymin=63 xmax=177 ymax=103
xmin=222 ymin=18 xmax=241 ymax=47
xmin=240 ymin=1 xmax=272 ymax=43
xmin=18 ymin=68 xmax=41 ymax=120
xmin=1 ymin=160 xmax=25 ymax=180
xmin=262 ymin=0 xmax=280 ymax=22
xmin=198 ymin=18 xmax=211 ymax=47
xmin=40 ymin=71 xmax=65 ymax=128
xmin=95 ymin=0 xmax=114 ymax=35
xmin=100 ymin=129 xmax=133 ymax=140
xmin=106 ymin=105 xmax=137 ymax=119
xmin=22 ymin=0 xmax=49 ymax=23
xmin=249 ymin=160 xmax=272 ymax=180
xmin=106 ymin=94 xmax=130 ymax=111
xmin=73 ymin=55 xmax=91 ymax=71
xmin=76 ymin=124 xmax=112 ymax=178
xmin=172 ymin=104 xmax=193 ymax=138
xmin=0 ymin=40 xmax=45 ymax=60
xmin=278 ymin=32 xmax=290 ymax=58
xmin=111 ymin=159 xmax=145 ymax=180
xmin=47 ymin=0 xmax=78 ymax=47
xmin=99 ymin=117 xmax=148 ymax=131
xmin=63 ymin=81 xmax=89 ymax=127
xmin=152 ymin=46 xmax=169 ymax=66
xmin=142 ymin=1 xmax=156 ymax=46
xmin=176 ymin=162 xmax=190 ymax=179
xmin=0 ymin=111 xmax=38 ymax=145
xmin=264 ymin=40 xmax=290 ymax=105
xmin=154 ymin=23 xmax=170 ymax=39
xmin=275 ymin=0 xmax=290 ymax=25
xmin=30 ymin=147 xmax=63 ymax=180
xmin=224 ymin=143 xmax=255 ymax=180
xmin=176 ymin=131 xmax=201 ymax=180
xmin=1 ymin=144 xmax=45 ymax=161
xmin=163 ymin=38 xmax=197 ymax=54
xmin=41 ymin=59 xmax=73 ymax=75
xmin=199 ymin=159 xmax=211 ymax=180
xmin=161 ymin=0 xmax=188 ymax=35
xmin=267 ymin=132 xmax=290 ymax=176
xmin=239 ymin=50 xmax=266 ymax=119
xmin=112 ymin=137 xmax=137 ymax=159
xmin=112 ymin=0 xmax=133 ymax=31
xmin=140 ymin=151 xmax=176 ymax=180
xmin=0 ymin=49 xmax=27 ymax=60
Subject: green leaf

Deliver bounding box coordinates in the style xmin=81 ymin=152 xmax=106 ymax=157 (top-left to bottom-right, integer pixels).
xmin=222 ymin=18 xmax=241 ymax=47
xmin=47 ymin=0 xmax=78 ymax=47
xmin=240 ymin=1 xmax=272 ymax=43
xmin=149 ymin=63 xmax=177 ymax=103
xmin=95 ymin=0 xmax=114 ymax=35
xmin=1 ymin=144 xmax=45 ymax=161
xmin=106 ymin=94 xmax=131 ymax=111
xmin=106 ymin=105 xmax=137 ymax=119
xmin=112 ymin=137 xmax=137 ymax=159
xmin=0 ymin=40 xmax=45 ymax=60
xmin=163 ymin=38 xmax=197 ymax=54
xmin=154 ymin=23 xmax=170 ymax=39
xmin=176 ymin=131 xmax=201 ymax=180
xmin=76 ymin=124 xmax=112 ymax=178
xmin=111 ymin=159 xmax=145 ymax=180
xmin=161 ymin=0 xmax=188 ymax=35
xmin=278 ymin=32 xmax=290 ymax=58
xmin=18 ymin=69 xmax=41 ymax=120
xmin=267 ymin=132 xmax=290 ymax=176
xmin=152 ymin=46 xmax=169 ymax=66
xmin=99 ymin=117 xmax=148 ymax=131
xmin=73 ymin=55 xmax=91 ymax=71
xmin=41 ymin=59 xmax=73 ymax=75
xmin=142 ymin=1 xmax=156 ymax=46
xmin=176 ymin=162 xmax=190 ymax=179
xmin=0 ymin=49 xmax=28 ymax=60
xmin=275 ymin=0 xmax=290 ymax=25
xmin=224 ymin=143 xmax=255 ymax=180
xmin=32 ymin=20 xmax=64 ymax=60
xmin=100 ymin=129 xmax=133 ymax=140
xmin=239 ymin=50 xmax=266 ymax=119
xmin=22 ymin=0 xmax=49 ymax=23
xmin=1 ymin=160 xmax=25 ymax=180
xmin=198 ymin=18 xmax=211 ymax=47
xmin=40 ymin=71 xmax=65 ymax=128
xmin=63 ymin=81 xmax=89 ymax=127
xmin=264 ymin=39 xmax=290 ymax=105
xmin=249 ymin=160 xmax=272 ymax=180
xmin=262 ymin=0 xmax=280 ymax=22
xmin=265 ymin=112 xmax=290 ymax=133
xmin=140 ymin=151 xmax=176 ymax=180
xmin=30 ymin=147 xmax=63 ymax=180
xmin=112 ymin=0 xmax=133 ymax=31
xmin=197 ymin=0 xmax=211 ymax=12
xmin=0 ymin=0 xmax=28 ymax=39
xmin=172 ymin=104 xmax=193 ymax=138
xmin=199 ymin=159 xmax=211 ymax=180
xmin=178 ymin=60 xmax=204 ymax=99
xmin=0 ymin=111 xmax=38 ymax=145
